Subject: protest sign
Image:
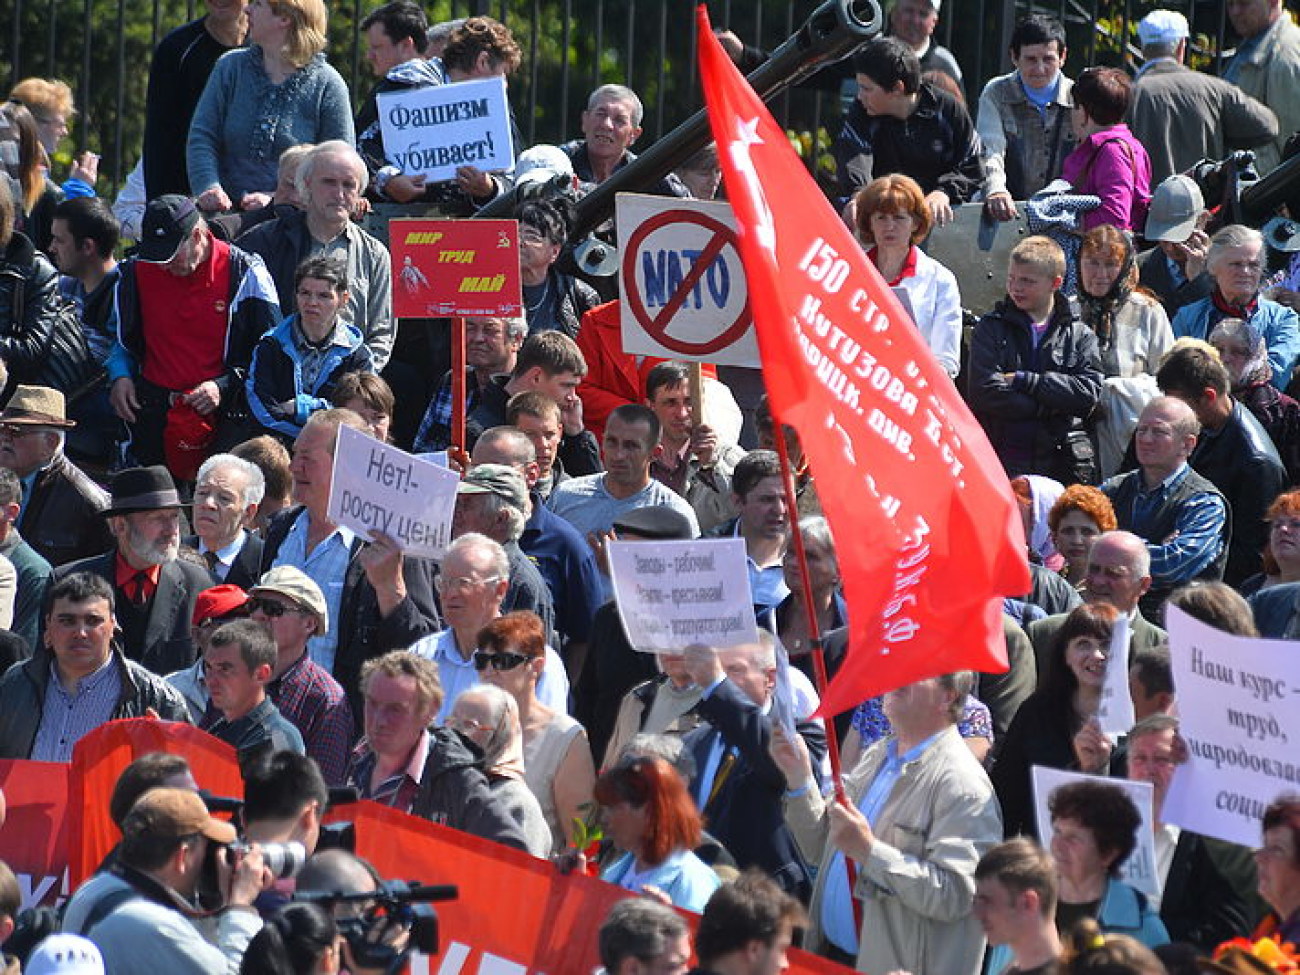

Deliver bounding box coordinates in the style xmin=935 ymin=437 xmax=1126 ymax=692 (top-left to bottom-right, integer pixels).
xmin=1031 ymin=765 xmax=1159 ymax=898
xmin=607 ymin=538 xmax=759 ymax=651
xmin=1162 ymin=606 xmax=1300 ymax=847
xmin=617 ymin=193 xmax=759 ymax=368
xmin=327 ymin=424 xmax=459 ymax=560
xmin=390 ymin=218 xmax=522 ymax=318
xmin=377 ymin=75 xmax=513 ymax=183
xmin=1096 ymin=612 xmax=1135 ymax=737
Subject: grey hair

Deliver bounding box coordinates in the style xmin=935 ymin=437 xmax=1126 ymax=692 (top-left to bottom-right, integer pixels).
xmin=297 ymin=140 xmax=370 ymax=198
xmin=445 ymin=531 xmax=510 ymax=579
xmin=935 ymin=671 xmax=975 ymax=723
xmin=473 ymin=490 xmax=525 ymax=543
xmin=474 ymin=427 xmax=537 ymax=467
xmin=503 ymin=316 xmax=528 ymax=342
xmin=451 ymin=683 xmax=518 ymax=768
xmin=587 ymin=83 xmax=643 ymax=127
xmin=1206 ymin=224 xmax=1264 ymax=274
xmin=619 ymin=733 xmax=697 ymax=781
xmin=197 ymin=453 xmax=267 ymax=508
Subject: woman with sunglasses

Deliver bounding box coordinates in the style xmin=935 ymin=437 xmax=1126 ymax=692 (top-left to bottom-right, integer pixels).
xmin=476 ymin=611 xmax=595 ymax=856
xmin=446 ymin=683 xmax=552 ymax=857
xmin=594 ymin=756 xmax=721 ymax=912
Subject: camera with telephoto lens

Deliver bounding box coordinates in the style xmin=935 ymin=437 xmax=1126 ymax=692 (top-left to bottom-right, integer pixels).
xmin=297 ymin=880 xmax=457 ymax=974
xmin=229 ymin=839 xmax=307 ymax=879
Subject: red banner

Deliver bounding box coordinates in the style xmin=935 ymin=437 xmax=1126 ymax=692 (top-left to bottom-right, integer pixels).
xmin=696 ymin=8 xmax=1030 ymax=716
xmin=1 ymin=720 xmax=851 ymax=974
xmin=389 ymin=218 xmax=522 ymax=318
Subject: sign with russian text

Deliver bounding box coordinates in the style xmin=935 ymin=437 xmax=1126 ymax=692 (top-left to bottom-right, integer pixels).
xmin=327 ymin=424 xmax=458 ymax=559
xmin=1032 ymin=765 xmax=1159 ymax=898
xmin=1096 ymin=612 xmax=1135 ymax=737
xmin=390 ymin=218 xmax=522 ymax=318
xmin=377 ymin=76 xmax=514 ymax=183
xmin=1161 ymin=606 xmax=1300 ymax=847
xmin=617 ymin=193 xmax=758 ymax=368
xmin=607 ymin=538 xmax=760 ymax=651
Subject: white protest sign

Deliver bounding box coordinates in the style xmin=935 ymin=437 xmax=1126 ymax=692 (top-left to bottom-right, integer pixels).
xmin=378 ymin=76 xmax=514 ymax=183
xmin=1096 ymin=612 xmax=1135 ymax=737
xmin=1162 ymin=606 xmax=1300 ymax=847
xmin=607 ymin=538 xmax=760 ymax=651
xmin=1031 ymin=765 xmax=1159 ymax=898
xmin=617 ymin=193 xmax=758 ymax=367
xmin=326 ymin=424 xmax=459 ymax=559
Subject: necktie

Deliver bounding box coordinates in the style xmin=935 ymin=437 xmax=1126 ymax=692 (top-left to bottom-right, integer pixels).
xmin=203 ymin=550 xmax=220 ymax=575
xmin=126 ymin=571 xmax=149 ymax=606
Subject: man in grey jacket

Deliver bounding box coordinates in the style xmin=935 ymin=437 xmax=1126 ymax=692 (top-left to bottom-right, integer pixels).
xmin=61 ymin=787 xmax=268 ymax=975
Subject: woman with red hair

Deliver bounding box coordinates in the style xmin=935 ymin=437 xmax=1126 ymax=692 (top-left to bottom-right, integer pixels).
xmin=1048 ymin=485 xmax=1118 ymax=589
xmin=594 ymin=756 xmax=720 ymax=912
xmin=477 ymin=611 xmax=595 ymax=856
xmin=1241 ymin=489 xmax=1300 ymax=596
xmin=853 ymin=173 xmax=963 ymax=378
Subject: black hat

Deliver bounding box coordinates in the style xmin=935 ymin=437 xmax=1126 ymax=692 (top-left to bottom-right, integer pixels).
xmin=138 ymin=195 xmax=201 ymax=263
xmin=612 ymin=506 xmax=695 ymax=540
xmin=103 ymin=465 xmax=186 ymax=516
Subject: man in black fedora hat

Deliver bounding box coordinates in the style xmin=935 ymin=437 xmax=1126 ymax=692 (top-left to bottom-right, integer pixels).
xmin=57 ymin=465 xmax=215 ymax=675
xmin=107 ymin=194 xmax=280 ymax=476
xmin=0 ymin=383 xmax=113 ymax=567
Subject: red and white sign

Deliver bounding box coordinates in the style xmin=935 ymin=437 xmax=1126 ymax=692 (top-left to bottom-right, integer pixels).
xmin=617 ymin=193 xmax=758 ymax=367
xmin=390 ymin=218 xmax=522 ymax=318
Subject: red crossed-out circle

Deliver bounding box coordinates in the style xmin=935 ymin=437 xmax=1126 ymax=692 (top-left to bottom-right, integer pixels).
xmin=621 ymin=209 xmax=752 ymax=356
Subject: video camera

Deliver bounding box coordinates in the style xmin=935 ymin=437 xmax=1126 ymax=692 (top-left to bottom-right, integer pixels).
xmin=297 ymin=880 xmax=458 ymax=973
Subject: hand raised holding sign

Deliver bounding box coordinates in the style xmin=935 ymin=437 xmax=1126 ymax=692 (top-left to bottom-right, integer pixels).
xmin=683 ymin=643 xmax=724 ymax=688
xmin=360 ymin=531 xmax=408 ymax=615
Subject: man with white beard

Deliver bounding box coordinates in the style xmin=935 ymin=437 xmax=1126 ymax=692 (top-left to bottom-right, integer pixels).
xmin=58 ymin=465 xmax=214 ymax=674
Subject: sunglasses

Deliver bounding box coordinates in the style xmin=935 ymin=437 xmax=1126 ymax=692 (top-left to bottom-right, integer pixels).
xmin=473 ymin=651 xmax=529 ymax=672
xmin=249 ymin=597 xmax=305 ymax=618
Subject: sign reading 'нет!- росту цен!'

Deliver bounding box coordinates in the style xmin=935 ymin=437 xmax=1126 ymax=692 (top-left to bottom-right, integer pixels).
xmin=390 ymin=218 xmax=522 ymax=318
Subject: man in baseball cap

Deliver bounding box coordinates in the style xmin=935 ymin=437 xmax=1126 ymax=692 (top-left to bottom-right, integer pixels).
xmin=165 ymin=583 xmax=253 ymax=722
xmin=1130 ymin=8 xmax=1277 ymax=183
xmin=247 ymin=566 xmax=354 ymax=786
xmin=61 ymin=787 xmax=268 ymax=973
xmin=1137 ymin=175 xmax=1213 ymax=319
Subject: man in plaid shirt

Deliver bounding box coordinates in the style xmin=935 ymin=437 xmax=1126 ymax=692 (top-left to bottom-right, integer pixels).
xmin=249 ymin=565 xmax=355 ymax=786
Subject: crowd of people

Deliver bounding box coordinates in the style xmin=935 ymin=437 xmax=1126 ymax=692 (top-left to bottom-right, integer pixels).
xmin=0 ymin=0 xmax=1298 ymax=973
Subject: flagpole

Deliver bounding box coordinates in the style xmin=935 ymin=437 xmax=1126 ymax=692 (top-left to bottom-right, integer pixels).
xmin=769 ymin=414 xmax=847 ymax=801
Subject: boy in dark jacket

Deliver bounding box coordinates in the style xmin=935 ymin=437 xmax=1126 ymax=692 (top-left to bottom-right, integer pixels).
xmin=247 ymin=255 xmax=373 ymax=443
xmin=969 ymin=236 xmax=1104 ymax=484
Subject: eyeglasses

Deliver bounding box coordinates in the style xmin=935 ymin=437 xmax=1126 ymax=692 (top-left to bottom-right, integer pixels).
xmin=447 ymin=715 xmax=488 ymax=734
xmin=473 ymin=651 xmax=530 ymax=672
xmin=434 ymin=575 xmax=501 ymax=595
xmin=249 ymin=597 xmax=306 ymax=618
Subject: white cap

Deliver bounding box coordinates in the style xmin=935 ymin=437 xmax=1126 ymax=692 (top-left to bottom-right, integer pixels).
xmin=513 ymin=144 xmax=575 ymax=188
xmin=25 ymin=936 xmax=105 ymax=975
xmin=1137 ymin=9 xmax=1189 ymax=47
xmin=1144 ymin=174 xmax=1204 ymax=242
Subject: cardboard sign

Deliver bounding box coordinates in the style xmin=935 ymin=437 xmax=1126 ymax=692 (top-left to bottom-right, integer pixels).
xmin=390 ymin=218 xmax=522 ymax=318
xmin=617 ymin=193 xmax=758 ymax=367
xmin=1032 ymin=765 xmax=1159 ymax=898
xmin=326 ymin=424 xmax=459 ymax=559
xmin=1162 ymin=606 xmax=1300 ymax=847
xmin=377 ymin=75 xmax=514 ymax=183
xmin=1096 ymin=612 xmax=1135 ymax=737
xmin=607 ymin=538 xmax=760 ymax=651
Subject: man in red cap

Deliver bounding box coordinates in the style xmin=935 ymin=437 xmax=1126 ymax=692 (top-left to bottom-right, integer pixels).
xmin=166 ymin=582 xmax=251 ymax=722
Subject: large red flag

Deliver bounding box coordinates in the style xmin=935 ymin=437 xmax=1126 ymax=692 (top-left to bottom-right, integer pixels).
xmin=696 ymin=7 xmax=1030 ymax=716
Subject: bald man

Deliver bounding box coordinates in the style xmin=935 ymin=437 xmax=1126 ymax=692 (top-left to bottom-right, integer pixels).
xmin=1101 ymin=396 xmax=1229 ymax=616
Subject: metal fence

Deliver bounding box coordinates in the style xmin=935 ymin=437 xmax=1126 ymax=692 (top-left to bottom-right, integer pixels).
xmin=0 ymin=0 xmax=1244 ymax=194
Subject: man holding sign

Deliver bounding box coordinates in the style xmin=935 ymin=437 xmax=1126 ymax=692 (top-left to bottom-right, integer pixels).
xmin=261 ymin=409 xmax=440 ymax=720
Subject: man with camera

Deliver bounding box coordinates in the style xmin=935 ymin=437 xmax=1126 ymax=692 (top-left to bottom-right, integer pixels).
xmin=61 ymin=787 xmax=270 ymax=975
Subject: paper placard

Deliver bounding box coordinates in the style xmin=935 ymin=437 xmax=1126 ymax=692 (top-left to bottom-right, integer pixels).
xmin=1096 ymin=612 xmax=1135 ymax=737
xmin=1032 ymin=765 xmax=1159 ymax=898
xmin=1161 ymin=605 xmax=1300 ymax=847
xmin=326 ymin=424 xmax=459 ymax=559
xmin=377 ymin=75 xmax=514 ymax=183
xmin=607 ymin=538 xmax=760 ymax=651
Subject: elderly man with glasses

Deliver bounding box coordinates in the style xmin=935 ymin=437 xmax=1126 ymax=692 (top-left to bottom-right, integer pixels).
xmin=408 ymin=531 xmax=567 ymax=724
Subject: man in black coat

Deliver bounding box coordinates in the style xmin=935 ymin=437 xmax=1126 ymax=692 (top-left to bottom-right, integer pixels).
xmin=58 ymin=465 xmax=213 ymax=675
xmin=683 ymin=636 xmax=827 ymax=902
xmin=184 ymin=452 xmax=265 ymax=590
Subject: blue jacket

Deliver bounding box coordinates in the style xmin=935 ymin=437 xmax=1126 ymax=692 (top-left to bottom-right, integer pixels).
xmin=246 ymin=314 xmax=373 ymax=439
xmin=601 ymin=849 xmax=721 ymax=913
xmin=1172 ymin=295 xmax=1300 ymax=390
